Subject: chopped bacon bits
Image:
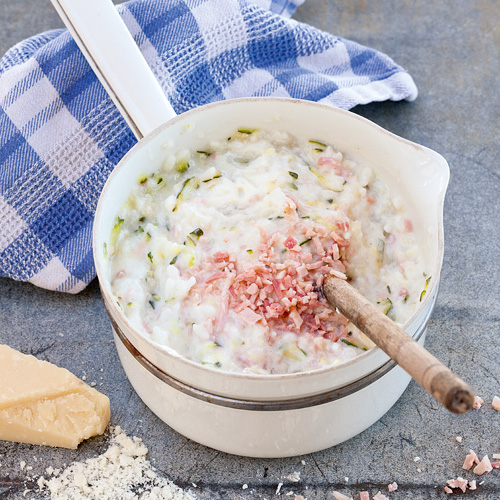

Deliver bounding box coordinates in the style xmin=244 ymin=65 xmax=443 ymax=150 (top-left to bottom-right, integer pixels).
xmin=473 ymin=395 xmax=484 ymax=409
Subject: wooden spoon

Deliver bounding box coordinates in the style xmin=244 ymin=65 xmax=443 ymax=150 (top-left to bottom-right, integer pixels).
xmin=322 ymin=275 xmax=474 ymax=414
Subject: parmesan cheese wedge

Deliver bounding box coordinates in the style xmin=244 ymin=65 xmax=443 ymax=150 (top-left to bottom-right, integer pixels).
xmin=0 ymin=344 xmax=110 ymax=449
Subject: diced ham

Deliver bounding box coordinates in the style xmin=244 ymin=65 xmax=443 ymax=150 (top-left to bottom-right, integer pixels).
xmin=289 ymin=308 xmax=303 ymax=329
xmin=329 ymin=268 xmax=347 ymax=279
xmin=491 ymin=461 xmax=500 ymax=468
xmin=306 ymin=261 xmax=324 ymax=270
xmin=473 ymin=455 xmax=493 ymax=476
xmin=373 ymin=492 xmax=389 ymax=500
xmin=206 ymin=271 xmax=227 ymax=283
xmin=444 ymin=486 xmax=453 ymax=494
xmin=473 ymin=396 xmax=484 ymax=409
xmin=336 ymin=220 xmax=349 ymax=232
xmin=318 ymin=156 xmax=339 ymax=166
xmin=213 ymin=251 xmax=229 ymax=261
xmin=359 ymin=492 xmax=370 ymax=500
xmin=404 ymin=218 xmax=413 ymax=232
xmin=197 ymin=218 xmax=351 ymax=343
xmin=468 ymin=480 xmax=477 ymax=490
xmin=463 ymin=450 xmax=479 ymax=470
xmin=446 ymin=477 xmax=468 ymax=493
xmin=492 ymin=395 xmax=500 ymax=411
xmin=284 ymin=236 xmax=298 ymax=249
xmin=239 ymin=307 xmax=261 ymax=325
xmin=387 ymin=482 xmax=398 ymax=492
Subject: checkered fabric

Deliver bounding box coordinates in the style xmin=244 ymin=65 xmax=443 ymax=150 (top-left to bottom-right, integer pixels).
xmin=0 ymin=0 xmax=417 ymax=293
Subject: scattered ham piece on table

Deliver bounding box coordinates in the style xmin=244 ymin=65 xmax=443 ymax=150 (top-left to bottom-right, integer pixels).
xmin=387 ymin=482 xmax=398 ymax=493
xmin=332 ymin=492 xmax=352 ymax=500
xmin=463 ymin=449 xmax=479 ymax=470
xmin=473 ymin=396 xmax=484 ymax=409
xmin=492 ymin=395 xmax=500 ymax=410
xmin=473 ymin=455 xmax=493 ymax=476
xmin=446 ymin=477 xmax=468 ymax=493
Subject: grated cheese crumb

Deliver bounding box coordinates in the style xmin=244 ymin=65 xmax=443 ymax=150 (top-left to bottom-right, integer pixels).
xmin=36 ymin=426 xmax=196 ymax=499
xmin=285 ymin=471 xmax=301 ymax=483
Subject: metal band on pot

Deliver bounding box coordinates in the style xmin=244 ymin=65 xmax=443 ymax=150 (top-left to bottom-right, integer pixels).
xmin=105 ymin=294 xmax=434 ymax=412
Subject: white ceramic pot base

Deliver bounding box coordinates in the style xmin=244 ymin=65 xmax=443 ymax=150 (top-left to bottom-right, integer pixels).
xmin=114 ymin=329 xmax=424 ymax=458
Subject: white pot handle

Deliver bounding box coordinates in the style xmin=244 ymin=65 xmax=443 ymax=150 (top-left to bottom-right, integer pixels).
xmin=51 ymin=0 xmax=177 ymax=139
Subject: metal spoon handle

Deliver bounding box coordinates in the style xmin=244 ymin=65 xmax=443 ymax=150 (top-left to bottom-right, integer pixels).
xmin=323 ymin=275 xmax=474 ymax=414
xmin=50 ymin=0 xmax=177 ymax=139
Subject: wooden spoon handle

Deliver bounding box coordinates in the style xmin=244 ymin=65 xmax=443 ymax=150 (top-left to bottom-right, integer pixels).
xmin=323 ymin=276 xmax=474 ymax=414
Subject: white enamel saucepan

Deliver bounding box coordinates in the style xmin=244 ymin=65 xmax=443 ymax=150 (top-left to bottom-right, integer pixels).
xmin=52 ymin=0 xmax=461 ymax=457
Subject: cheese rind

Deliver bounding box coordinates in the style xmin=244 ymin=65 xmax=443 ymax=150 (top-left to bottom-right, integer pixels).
xmin=0 ymin=345 xmax=110 ymax=449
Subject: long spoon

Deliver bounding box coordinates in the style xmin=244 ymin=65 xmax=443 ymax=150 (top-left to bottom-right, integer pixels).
xmin=323 ymin=275 xmax=474 ymax=414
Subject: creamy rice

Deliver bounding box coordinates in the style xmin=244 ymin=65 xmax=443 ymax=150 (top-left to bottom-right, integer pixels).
xmin=108 ymin=129 xmax=429 ymax=374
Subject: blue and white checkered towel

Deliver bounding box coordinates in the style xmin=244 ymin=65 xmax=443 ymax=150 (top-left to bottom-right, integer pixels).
xmin=0 ymin=0 xmax=417 ymax=294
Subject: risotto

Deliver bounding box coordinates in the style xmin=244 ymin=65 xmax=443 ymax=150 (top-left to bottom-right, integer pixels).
xmin=108 ymin=129 xmax=429 ymax=374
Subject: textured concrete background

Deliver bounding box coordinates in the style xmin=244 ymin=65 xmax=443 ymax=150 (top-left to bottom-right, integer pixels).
xmin=1 ymin=1 xmax=499 ymax=499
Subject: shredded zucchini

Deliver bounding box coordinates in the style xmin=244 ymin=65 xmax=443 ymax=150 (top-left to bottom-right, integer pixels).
xmin=420 ymin=276 xmax=432 ymax=301
xmin=341 ymin=338 xmax=368 ymax=350
xmin=377 ymin=297 xmax=394 ymax=318
xmin=309 ymin=140 xmax=327 ymax=147
xmin=110 ymin=217 xmax=124 ymax=247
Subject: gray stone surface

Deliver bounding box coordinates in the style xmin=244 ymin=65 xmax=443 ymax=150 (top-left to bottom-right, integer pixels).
xmin=1 ymin=0 xmax=499 ymax=499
